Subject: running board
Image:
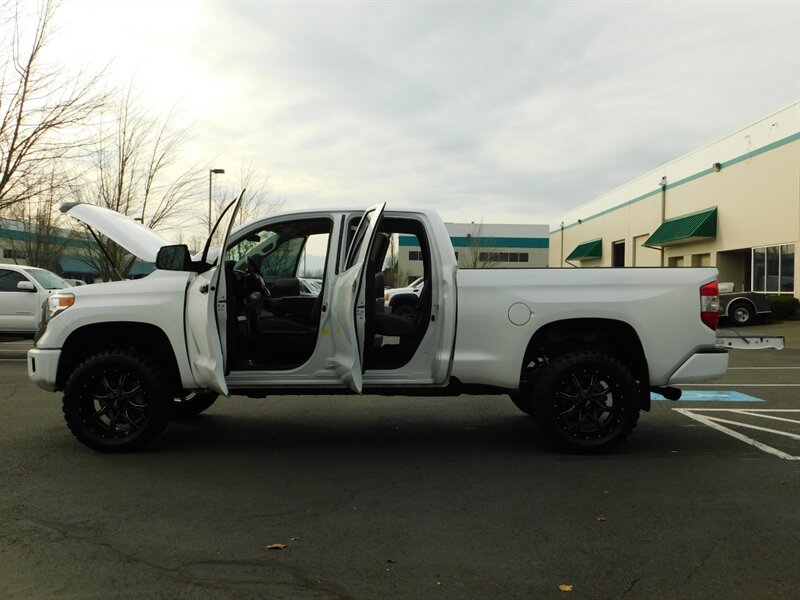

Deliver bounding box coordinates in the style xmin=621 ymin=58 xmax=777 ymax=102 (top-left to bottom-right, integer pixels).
xmin=716 ymin=330 xmax=785 ymax=350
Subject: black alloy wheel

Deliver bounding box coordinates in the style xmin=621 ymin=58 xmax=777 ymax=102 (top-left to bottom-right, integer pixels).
xmin=533 ymin=350 xmax=640 ymax=452
xmin=63 ymin=350 xmax=170 ymax=452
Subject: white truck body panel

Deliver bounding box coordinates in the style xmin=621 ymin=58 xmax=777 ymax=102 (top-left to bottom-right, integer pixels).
xmin=30 ymin=203 xmax=725 ymax=397
xmin=451 ymin=267 xmax=722 ymax=388
xmin=32 ymin=270 xmax=200 ymax=389
xmin=185 ymin=267 xmax=228 ymax=395
xmin=60 ymin=203 xmax=171 ymax=263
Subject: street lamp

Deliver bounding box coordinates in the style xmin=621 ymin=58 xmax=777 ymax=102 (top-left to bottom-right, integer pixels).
xmin=208 ymin=168 xmax=225 ymax=233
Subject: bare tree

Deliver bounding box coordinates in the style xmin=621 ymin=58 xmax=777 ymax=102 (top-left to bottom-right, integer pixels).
xmin=460 ymin=222 xmax=498 ymax=269
xmin=382 ymin=235 xmax=409 ymax=288
xmin=213 ymin=161 xmax=283 ymax=228
xmin=205 ymin=160 xmax=284 ymax=249
xmin=0 ymin=0 xmax=106 ymax=214
xmin=73 ymin=84 xmax=203 ymax=280
xmin=3 ymin=165 xmax=74 ymax=271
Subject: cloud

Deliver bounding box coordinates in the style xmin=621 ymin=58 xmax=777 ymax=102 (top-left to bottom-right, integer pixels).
xmin=67 ymin=1 xmax=798 ymax=229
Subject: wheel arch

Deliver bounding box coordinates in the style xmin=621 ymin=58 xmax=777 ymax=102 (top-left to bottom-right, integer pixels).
xmin=56 ymin=322 xmax=182 ymax=392
xmin=521 ymin=318 xmax=651 ymax=410
xmin=724 ymin=297 xmax=756 ymax=317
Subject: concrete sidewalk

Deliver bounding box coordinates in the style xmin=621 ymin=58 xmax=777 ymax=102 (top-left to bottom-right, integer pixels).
xmin=0 ymin=337 xmax=33 ymax=360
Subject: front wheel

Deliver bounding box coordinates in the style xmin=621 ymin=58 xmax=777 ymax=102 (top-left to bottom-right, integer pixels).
xmin=508 ymin=391 xmax=534 ymax=416
xmin=62 ymin=350 xmax=171 ymax=452
xmin=532 ymin=350 xmax=640 ymax=452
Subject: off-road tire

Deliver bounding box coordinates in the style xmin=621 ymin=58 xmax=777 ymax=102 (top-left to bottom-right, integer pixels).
xmin=508 ymin=391 xmax=535 ymax=416
xmin=172 ymin=391 xmax=218 ymax=418
xmin=532 ymin=350 xmax=640 ymax=452
xmin=63 ymin=349 xmax=171 ymax=453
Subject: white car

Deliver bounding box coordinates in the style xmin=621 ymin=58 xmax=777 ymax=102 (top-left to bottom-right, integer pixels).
xmin=0 ymin=264 xmax=67 ymax=338
xmin=63 ymin=278 xmax=88 ymax=287
xmin=384 ymin=276 xmax=424 ymax=319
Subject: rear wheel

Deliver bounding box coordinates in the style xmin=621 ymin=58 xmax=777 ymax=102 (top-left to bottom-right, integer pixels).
xmin=63 ymin=350 xmax=171 ymax=452
xmin=729 ymin=301 xmax=754 ymax=326
xmin=172 ymin=391 xmax=218 ymax=418
xmin=532 ymin=350 xmax=640 ymax=452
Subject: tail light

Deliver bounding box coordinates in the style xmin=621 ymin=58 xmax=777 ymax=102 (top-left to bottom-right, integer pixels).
xmin=700 ymin=281 xmax=720 ymax=330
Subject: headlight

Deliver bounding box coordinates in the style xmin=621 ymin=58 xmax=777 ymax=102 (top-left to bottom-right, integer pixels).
xmin=47 ymin=293 xmax=75 ymax=320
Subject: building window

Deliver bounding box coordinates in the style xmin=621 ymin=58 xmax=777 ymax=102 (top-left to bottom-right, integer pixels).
xmin=408 ymin=250 xmax=422 ymax=261
xmin=753 ymin=244 xmax=794 ymax=293
xmin=477 ymin=251 xmax=529 ymax=263
xmin=668 ymin=256 xmax=685 ymax=267
xmin=3 ymin=248 xmax=26 ymax=260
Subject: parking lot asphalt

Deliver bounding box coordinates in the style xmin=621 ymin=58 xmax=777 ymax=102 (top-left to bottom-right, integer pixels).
xmin=1 ymin=323 xmax=798 ymax=599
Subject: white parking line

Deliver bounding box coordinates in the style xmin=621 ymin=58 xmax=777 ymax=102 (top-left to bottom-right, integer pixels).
xmin=680 ymin=383 xmax=800 ymax=387
xmin=728 ymin=367 xmax=800 ymax=370
xmin=674 ymin=408 xmax=800 ymax=461
xmin=727 ymin=410 xmax=800 ymax=425
xmin=695 ymin=416 xmax=800 ymax=440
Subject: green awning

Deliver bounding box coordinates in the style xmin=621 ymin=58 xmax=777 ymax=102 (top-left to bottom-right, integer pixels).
xmin=566 ymin=238 xmax=602 ymax=261
xmin=644 ymin=207 xmax=717 ymax=248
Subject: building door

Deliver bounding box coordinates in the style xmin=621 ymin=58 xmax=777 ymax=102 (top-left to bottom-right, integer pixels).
xmin=612 ymin=241 xmax=625 ymax=267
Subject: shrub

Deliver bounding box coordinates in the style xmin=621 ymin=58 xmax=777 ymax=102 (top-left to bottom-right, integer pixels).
xmin=768 ymin=295 xmax=800 ymax=320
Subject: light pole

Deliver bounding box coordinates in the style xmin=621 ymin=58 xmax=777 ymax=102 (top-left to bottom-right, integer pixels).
xmin=208 ymin=168 xmax=225 ymax=233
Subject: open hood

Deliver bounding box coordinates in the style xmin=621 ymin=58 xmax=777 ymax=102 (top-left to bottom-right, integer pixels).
xmin=60 ymin=203 xmax=172 ymax=263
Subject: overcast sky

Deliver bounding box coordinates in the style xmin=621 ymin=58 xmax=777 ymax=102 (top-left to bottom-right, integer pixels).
xmin=54 ymin=0 xmax=799 ymax=229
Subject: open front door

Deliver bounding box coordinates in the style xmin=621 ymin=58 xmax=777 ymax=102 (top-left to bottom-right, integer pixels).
xmin=185 ymin=193 xmax=245 ymax=395
xmin=329 ymin=202 xmax=385 ymax=392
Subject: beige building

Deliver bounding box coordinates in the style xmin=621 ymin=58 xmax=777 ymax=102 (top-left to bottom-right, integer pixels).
xmin=550 ymin=102 xmax=799 ymax=299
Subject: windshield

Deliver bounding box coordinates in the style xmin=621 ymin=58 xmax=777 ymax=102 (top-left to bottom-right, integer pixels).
xmin=24 ymin=268 xmax=67 ymax=290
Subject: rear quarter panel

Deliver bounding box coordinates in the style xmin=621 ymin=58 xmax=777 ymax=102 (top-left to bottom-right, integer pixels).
xmin=451 ymin=267 xmax=719 ymax=388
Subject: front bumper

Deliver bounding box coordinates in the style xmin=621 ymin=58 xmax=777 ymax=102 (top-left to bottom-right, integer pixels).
xmin=668 ymin=348 xmax=729 ymax=384
xmin=28 ymin=348 xmax=61 ymax=392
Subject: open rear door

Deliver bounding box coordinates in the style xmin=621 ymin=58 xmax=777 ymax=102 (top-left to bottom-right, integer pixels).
xmin=329 ymin=202 xmax=385 ymax=392
xmin=184 ymin=193 xmax=245 ymax=395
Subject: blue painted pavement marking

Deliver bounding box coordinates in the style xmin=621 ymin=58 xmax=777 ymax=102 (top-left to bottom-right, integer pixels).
xmin=651 ymin=390 xmax=764 ymax=402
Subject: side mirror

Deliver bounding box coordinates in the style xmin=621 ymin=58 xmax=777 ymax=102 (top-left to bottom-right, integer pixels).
xmin=156 ymin=244 xmax=192 ymax=271
xmin=17 ymin=281 xmax=36 ymax=292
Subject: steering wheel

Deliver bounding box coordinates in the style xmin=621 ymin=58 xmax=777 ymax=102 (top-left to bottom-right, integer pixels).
xmin=246 ymin=256 xmax=270 ymax=297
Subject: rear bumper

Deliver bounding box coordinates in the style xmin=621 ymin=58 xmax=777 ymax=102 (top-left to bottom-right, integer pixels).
xmin=27 ymin=348 xmax=60 ymax=392
xmin=668 ymin=348 xmax=728 ymax=384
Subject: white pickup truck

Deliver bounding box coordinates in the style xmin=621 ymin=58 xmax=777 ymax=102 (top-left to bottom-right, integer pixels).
xmin=28 ymin=199 xmax=728 ymax=453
